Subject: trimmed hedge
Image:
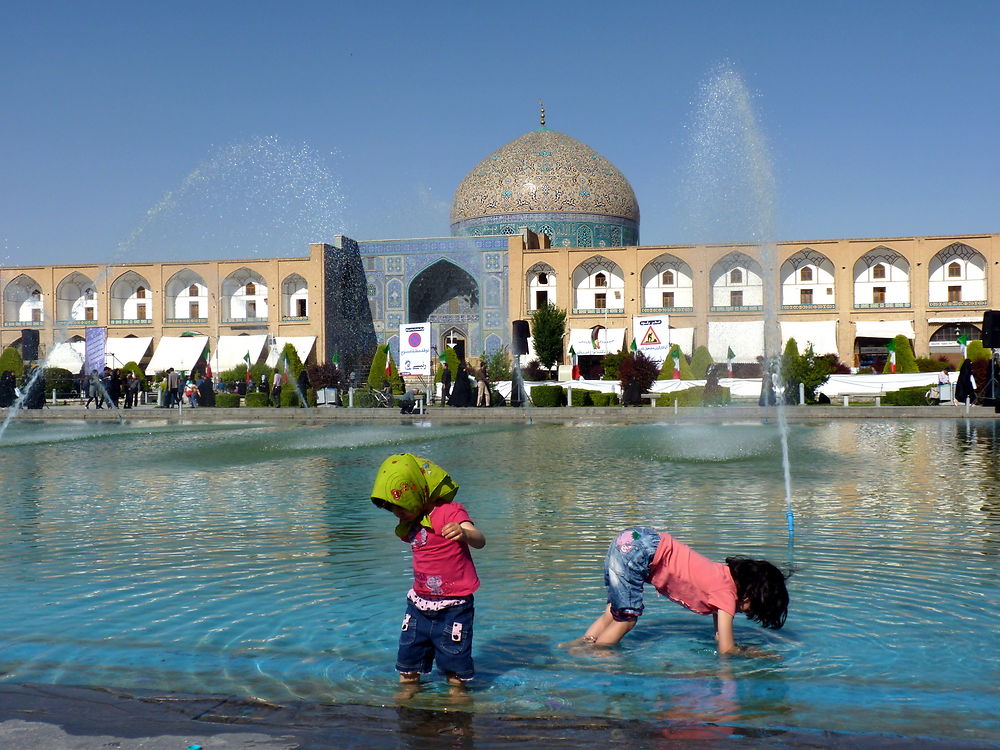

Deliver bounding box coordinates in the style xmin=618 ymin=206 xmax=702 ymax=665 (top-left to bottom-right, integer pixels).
xmin=215 ymin=393 xmax=241 ymax=408
xmin=882 ymin=385 xmax=932 ymax=406
xmin=569 ymin=388 xmax=597 ymax=406
xmin=245 ymin=392 xmax=270 ymax=407
xmin=531 ymin=384 xmax=566 ymax=407
xmin=591 ymin=391 xmax=620 ymax=407
xmin=655 ymin=387 xmax=705 ymax=407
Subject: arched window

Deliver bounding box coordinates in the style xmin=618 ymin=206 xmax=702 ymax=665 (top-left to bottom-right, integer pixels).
xmin=947 ymin=262 xmax=961 ymax=278
xmin=246 ymin=282 xmax=257 ymax=295
xmin=537 ymin=272 xmax=548 ymax=285
xmin=136 ymin=286 xmax=146 ymax=299
xmin=84 ymin=287 xmax=95 ymax=301
xmin=594 ymin=272 xmax=607 ymax=287
xmin=662 ymin=270 xmax=674 ymax=285
xmin=800 ymin=267 xmax=813 ymax=282
xmin=31 ymin=289 xmax=41 ymax=299
xmin=730 ymin=269 xmax=743 ymax=284
xmin=872 ymin=264 xmax=886 ymax=280
xmin=188 ymin=284 xmax=199 ymax=296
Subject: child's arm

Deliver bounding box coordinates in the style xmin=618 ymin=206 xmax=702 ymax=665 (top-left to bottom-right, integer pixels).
xmin=713 ymin=610 xmax=738 ymax=655
xmin=441 ymin=521 xmax=486 ymax=549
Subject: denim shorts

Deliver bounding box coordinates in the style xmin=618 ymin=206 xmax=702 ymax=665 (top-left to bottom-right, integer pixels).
xmin=604 ymin=526 xmax=661 ymax=621
xmin=396 ymin=597 xmax=475 ymax=680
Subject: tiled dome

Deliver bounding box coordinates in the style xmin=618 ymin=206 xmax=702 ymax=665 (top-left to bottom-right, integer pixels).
xmin=450 ymin=128 xmax=640 ymax=228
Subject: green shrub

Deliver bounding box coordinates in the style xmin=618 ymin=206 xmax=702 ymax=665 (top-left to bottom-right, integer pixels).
xmin=43 ymin=367 xmax=75 ymax=395
xmin=882 ymin=335 xmax=918 ymax=373
xmin=655 ymin=387 xmax=704 ymax=406
xmin=569 ymin=388 xmax=596 ymax=406
xmin=882 ymin=385 xmax=932 ymax=406
xmin=915 ymin=357 xmax=950 ymax=372
xmin=600 ymin=351 xmax=628 ymax=380
xmin=245 ymin=392 xmax=270 ymax=407
xmin=280 ymin=382 xmax=305 ymax=407
xmin=483 ymin=347 xmax=512 ymax=382
xmin=0 ymin=346 xmax=24 ymax=377
xmin=215 ymin=393 xmax=241 ymax=408
xmin=590 ymin=391 xmax=620 ymax=406
xmin=658 ymin=345 xmax=694 ymax=380
xmin=530 ymin=384 xmax=565 ymax=407
xmin=689 ymin=346 xmax=714 ymax=379
xmin=967 ymin=340 xmax=992 ymax=361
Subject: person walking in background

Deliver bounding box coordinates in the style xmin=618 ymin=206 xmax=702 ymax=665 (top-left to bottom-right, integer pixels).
xmin=166 ymin=368 xmax=179 ymax=408
xmin=85 ymin=369 xmax=102 ymax=409
xmin=475 ymin=362 xmax=490 ymax=407
xmin=370 ymin=454 xmax=485 ymax=695
xmin=440 ymin=362 xmax=451 ymax=406
xmin=271 ymin=369 xmax=283 ymax=407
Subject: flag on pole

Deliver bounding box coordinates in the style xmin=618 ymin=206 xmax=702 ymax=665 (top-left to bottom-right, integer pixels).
xmin=243 ymin=352 xmax=252 ymax=382
xmin=281 ymin=353 xmax=289 ymax=385
xmin=331 ymin=351 xmax=340 ymax=366
xmin=957 ymin=334 xmax=969 ymax=359
xmin=726 ymin=346 xmax=735 ymax=377
xmin=203 ymin=343 xmax=212 ymax=378
xmin=630 ymin=338 xmax=637 ymax=352
xmin=384 ymin=344 xmax=393 ymax=378
xmin=569 ymin=345 xmax=580 ymax=380
xmin=439 ymin=349 xmax=448 ymax=363
xmin=885 ymin=338 xmax=897 ymax=373
xmin=671 ymin=346 xmax=682 ymax=380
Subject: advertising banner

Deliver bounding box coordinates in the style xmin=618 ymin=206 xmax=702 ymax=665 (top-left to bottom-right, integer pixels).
xmin=85 ymin=326 xmax=107 ymax=376
xmin=398 ymin=322 xmax=431 ymax=376
xmin=632 ymin=315 xmax=671 ymax=365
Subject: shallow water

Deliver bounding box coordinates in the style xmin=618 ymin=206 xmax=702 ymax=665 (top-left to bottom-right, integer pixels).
xmin=0 ymin=418 xmax=997 ymax=742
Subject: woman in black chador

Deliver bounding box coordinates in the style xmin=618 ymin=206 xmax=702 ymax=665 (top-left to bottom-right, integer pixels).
xmin=0 ymin=370 xmax=16 ymax=408
xmin=447 ymin=361 xmax=474 ymax=407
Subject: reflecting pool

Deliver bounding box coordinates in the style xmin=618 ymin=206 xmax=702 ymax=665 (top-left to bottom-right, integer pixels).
xmin=0 ymin=419 xmax=997 ymax=744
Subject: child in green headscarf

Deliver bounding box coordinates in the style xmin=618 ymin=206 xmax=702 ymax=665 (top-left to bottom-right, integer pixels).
xmin=371 ymin=453 xmax=486 ymax=690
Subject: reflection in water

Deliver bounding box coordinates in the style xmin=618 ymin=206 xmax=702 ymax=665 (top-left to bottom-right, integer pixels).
xmin=0 ymin=420 xmax=997 ymax=743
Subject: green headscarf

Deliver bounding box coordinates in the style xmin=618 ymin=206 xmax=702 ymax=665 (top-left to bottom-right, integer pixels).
xmin=371 ymin=453 xmax=459 ymax=539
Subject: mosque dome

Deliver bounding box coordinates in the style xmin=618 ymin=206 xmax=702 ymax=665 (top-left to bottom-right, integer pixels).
xmin=450 ymin=125 xmax=640 ymax=248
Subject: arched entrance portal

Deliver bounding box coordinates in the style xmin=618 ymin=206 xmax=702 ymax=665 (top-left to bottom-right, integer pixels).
xmin=409 ymin=260 xmax=479 ymax=360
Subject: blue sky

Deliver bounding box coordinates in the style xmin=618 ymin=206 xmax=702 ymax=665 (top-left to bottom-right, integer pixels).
xmin=2 ymin=1 xmax=999 ymax=266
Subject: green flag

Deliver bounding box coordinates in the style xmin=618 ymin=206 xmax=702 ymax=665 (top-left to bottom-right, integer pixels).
xmin=956 ymin=334 xmax=969 ymax=357
xmin=331 ymin=351 xmax=340 ymax=366
xmin=726 ymin=346 xmax=735 ymax=361
xmin=630 ymin=338 xmax=637 ymax=352
xmin=439 ymin=349 xmax=448 ymax=363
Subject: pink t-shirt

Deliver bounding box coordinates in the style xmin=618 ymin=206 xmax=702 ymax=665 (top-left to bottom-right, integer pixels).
xmin=648 ymin=533 xmax=737 ymax=616
xmin=404 ymin=502 xmax=480 ymax=597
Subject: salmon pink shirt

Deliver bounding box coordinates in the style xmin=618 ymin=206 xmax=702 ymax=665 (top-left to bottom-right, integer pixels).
xmin=648 ymin=533 xmax=737 ymax=616
xmin=405 ymin=502 xmax=480 ymax=597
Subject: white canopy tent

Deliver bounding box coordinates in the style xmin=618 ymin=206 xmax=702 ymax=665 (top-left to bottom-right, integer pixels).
xmin=216 ymin=334 xmax=269 ymax=372
xmin=854 ymin=320 xmax=916 ymax=339
xmin=265 ymin=336 xmax=317 ymax=367
xmin=708 ymin=320 xmax=764 ymax=361
xmin=46 ymin=341 xmax=86 ymax=372
xmin=568 ymin=327 xmax=627 ymax=356
xmin=105 ymin=337 xmax=152 ymax=369
xmin=817 ymin=372 xmax=952 ymax=398
xmin=780 ymin=321 xmax=838 ymax=356
xmin=144 ymin=336 xmax=209 ymax=375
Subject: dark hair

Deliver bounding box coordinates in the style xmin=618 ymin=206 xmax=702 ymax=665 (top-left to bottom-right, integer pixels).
xmin=726 ymin=557 xmax=790 ymax=630
xmin=371 ymin=498 xmax=395 ymax=511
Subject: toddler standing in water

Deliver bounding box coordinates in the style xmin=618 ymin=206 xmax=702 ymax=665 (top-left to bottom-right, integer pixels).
xmin=371 ymin=453 xmax=485 ymax=688
xmin=569 ymin=527 xmax=789 ymax=655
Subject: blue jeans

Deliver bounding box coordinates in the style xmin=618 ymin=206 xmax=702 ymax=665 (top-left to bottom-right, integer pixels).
xmin=604 ymin=526 xmax=661 ymax=621
xmin=396 ymin=597 xmax=475 ymax=680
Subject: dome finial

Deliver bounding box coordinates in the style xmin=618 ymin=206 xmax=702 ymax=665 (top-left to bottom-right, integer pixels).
xmin=539 ymin=99 xmax=546 ymax=128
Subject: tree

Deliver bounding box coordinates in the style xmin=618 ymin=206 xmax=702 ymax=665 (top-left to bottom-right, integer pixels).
xmin=689 ymin=346 xmax=714 ymax=379
xmin=530 ymin=303 xmax=567 ymax=373
xmin=797 ymin=344 xmax=835 ymax=403
xmin=483 ymin=347 xmax=511 ymax=382
xmin=619 ymin=351 xmax=659 ymax=394
xmin=967 ymin=339 xmax=992 ymax=361
xmin=782 ymin=338 xmax=802 ymax=403
xmin=600 ymin=350 xmax=629 ymax=381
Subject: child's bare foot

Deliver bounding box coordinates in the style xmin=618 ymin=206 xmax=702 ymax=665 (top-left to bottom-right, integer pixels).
xmin=396 ymin=672 xmax=421 ymax=701
xmin=446 ymin=674 xmax=471 ymax=704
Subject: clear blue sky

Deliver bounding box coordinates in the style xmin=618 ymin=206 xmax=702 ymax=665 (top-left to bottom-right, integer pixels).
xmin=3 ymin=1 xmax=998 ymax=267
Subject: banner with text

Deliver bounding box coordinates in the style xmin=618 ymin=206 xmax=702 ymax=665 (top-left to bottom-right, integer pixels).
xmin=85 ymin=326 xmax=108 ymax=376
xmin=632 ymin=315 xmax=671 ymax=366
xmin=398 ymin=322 xmax=432 ymax=377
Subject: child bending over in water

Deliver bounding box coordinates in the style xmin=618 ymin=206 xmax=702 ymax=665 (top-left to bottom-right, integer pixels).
xmin=371 ymin=453 xmax=486 ymax=688
xmin=568 ymin=527 xmax=788 ymax=655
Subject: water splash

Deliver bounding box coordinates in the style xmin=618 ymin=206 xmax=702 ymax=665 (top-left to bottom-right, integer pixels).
xmin=684 ymin=64 xmax=793 ymax=535
xmin=0 ymin=136 xmax=347 ymax=440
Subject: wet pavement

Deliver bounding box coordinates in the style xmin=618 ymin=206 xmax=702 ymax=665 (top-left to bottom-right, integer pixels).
xmin=1 ymin=683 xmax=995 ymax=749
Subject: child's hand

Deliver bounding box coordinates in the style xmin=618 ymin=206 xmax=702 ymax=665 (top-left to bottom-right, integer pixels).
xmin=441 ymin=522 xmax=465 ymax=542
